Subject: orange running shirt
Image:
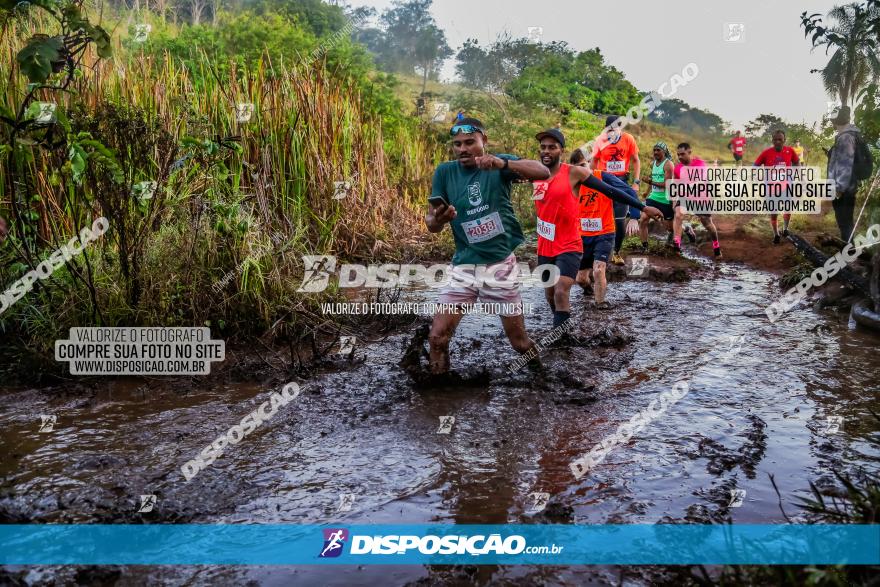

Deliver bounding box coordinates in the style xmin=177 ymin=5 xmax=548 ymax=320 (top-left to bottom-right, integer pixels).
xmin=593 ymin=132 xmax=638 ymax=176
xmin=533 ymin=163 xmax=583 ymax=256
xmin=578 ymin=170 xmax=615 ymax=237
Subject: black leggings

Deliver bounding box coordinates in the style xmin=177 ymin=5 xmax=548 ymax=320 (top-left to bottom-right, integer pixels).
xmin=832 ymin=191 xmax=857 ymax=241
xmin=613 ymin=201 xmax=628 ymax=253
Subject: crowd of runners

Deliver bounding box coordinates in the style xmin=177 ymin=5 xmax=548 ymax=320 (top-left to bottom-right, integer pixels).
xmin=424 ymin=112 xmax=868 ymax=374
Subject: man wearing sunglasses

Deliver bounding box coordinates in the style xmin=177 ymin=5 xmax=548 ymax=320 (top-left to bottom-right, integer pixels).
xmin=425 ymin=118 xmax=550 ymax=375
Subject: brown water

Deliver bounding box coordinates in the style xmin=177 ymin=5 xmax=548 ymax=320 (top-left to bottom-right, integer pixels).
xmin=1 ymin=260 xmax=879 ymax=586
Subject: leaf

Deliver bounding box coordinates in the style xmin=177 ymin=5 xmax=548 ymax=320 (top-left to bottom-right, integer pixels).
xmin=68 ymin=143 xmax=87 ymax=184
xmin=80 ymin=21 xmax=113 ymax=59
xmin=16 ymin=36 xmax=63 ymax=83
xmin=61 ymin=3 xmax=85 ymax=31
xmin=90 ymin=25 xmax=112 ymax=59
xmin=54 ymin=103 xmax=70 ymax=132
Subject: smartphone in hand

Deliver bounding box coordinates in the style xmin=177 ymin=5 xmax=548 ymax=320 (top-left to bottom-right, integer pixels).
xmin=428 ymin=195 xmax=449 ymax=208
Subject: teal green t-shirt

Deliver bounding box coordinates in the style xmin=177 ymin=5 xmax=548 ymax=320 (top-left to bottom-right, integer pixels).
xmin=648 ymin=159 xmax=670 ymax=205
xmin=430 ymin=154 xmax=525 ymax=265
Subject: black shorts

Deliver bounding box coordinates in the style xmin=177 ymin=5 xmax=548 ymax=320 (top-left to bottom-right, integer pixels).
xmin=538 ymin=251 xmax=581 ymax=281
xmin=646 ymin=197 xmax=675 ymax=221
xmin=579 ymin=234 xmax=615 ymax=269
xmin=733 ymin=154 xmax=743 ymax=162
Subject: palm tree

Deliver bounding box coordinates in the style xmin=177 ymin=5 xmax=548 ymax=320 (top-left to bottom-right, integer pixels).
xmin=804 ymin=2 xmax=880 ymax=109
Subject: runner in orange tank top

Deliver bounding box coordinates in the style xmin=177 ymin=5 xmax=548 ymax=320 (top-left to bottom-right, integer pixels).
xmin=569 ymin=148 xmax=660 ymax=308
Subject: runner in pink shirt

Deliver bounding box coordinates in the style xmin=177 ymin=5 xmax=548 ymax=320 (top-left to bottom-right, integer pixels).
xmin=672 ymin=143 xmax=722 ymax=258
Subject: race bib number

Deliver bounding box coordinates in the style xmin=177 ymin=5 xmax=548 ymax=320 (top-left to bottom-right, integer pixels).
xmin=606 ymin=160 xmax=626 ymax=173
xmin=532 ymin=181 xmax=548 ymax=201
xmin=461 ymin=212 xmax=505 ymax=244
xmin=537 ymin=218 xmax=556 ymax=241
xmin=580 ymin=217 xmax=602 ymax=232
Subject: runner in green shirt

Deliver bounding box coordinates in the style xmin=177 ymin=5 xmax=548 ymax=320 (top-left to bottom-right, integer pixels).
xmin=638 ymin=142 xmax=676 ymax=253
xmin=426 ymin=118 xmax=550 ymax=375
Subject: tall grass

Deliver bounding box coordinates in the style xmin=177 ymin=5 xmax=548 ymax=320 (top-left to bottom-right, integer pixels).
xmin=0 ymin=12 xmax=443 ymax=365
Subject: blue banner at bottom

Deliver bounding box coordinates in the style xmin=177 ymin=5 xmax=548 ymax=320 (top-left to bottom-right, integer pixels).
xmin=1 ymin=524 xmax=877 ymax=565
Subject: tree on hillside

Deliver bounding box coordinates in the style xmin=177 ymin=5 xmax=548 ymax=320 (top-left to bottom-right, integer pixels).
xmin=245 ymin=0 xmax=348 ymax=36
xmin=189 ymin=0 xmax=209 ymax=24
xmin=648 ymin=98 xmax=727 ymax=134
xmin=801 ymin=2 xmax=880 ymax=108
xmin=413 ymin=24 xmax=451 ymax=93
xmin=456 ymin=36 xmax=579 ymax=94
xmin=745 ymin=114 xmax=787 ymax=139
xmin=356 ymin=0 xmax=451 ymax=84
xmin=455 ymin=36 xmax=640 ymax=115
xmin=456 ymin=38 xmax=507 ymax=92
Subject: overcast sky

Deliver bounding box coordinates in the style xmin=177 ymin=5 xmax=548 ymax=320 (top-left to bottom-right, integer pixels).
xmin=348 ymin=0 xmax=842 ymax=130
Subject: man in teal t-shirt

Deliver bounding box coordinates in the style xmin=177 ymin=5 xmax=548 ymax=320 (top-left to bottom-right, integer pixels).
xmin=426 ymin=118 xmax=551 ymax=375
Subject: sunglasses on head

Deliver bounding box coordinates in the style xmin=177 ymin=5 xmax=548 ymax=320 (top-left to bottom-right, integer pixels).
xmin=450 ymin=124 xmax=483 ymax=136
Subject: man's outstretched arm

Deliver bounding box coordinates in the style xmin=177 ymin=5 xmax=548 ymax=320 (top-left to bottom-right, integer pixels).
xmin=474 ymin=155 xmax=550 ymax=181
xmin=574 ymin=167 xmax=644 ymax=210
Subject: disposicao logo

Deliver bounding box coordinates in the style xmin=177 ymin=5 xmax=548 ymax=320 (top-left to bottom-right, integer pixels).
xmin=319 ymin=528 xmax=348 ymax=558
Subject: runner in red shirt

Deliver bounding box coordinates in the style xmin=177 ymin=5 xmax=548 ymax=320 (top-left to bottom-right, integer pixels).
xmin=728 ymin=131 xmax=747 ymax=166
xmin=535 ymin=129 xmax=663 ymax=323
xmin=753 ymin=129 xmax=800 ymax=244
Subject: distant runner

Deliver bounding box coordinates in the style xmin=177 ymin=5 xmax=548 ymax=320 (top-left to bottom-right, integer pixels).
xmin=792 ymin=139 xmax=805 ymax=166
xmin=570 ymin=149 xmax=663 ymax=308
xmin=728 ymin=130 xmax=747 ymax=166
xmin=426 ymin=118 xmax=551 ymax=374
xmin=754 ymin=129 xmax=800 ymax=244
xmin=591 ymin=115 xmax=641 ymax=267
xmin=673 ymin=142 xmax=722 ymax=258
xmin=639 ymin=142 xmax=677 ymax=253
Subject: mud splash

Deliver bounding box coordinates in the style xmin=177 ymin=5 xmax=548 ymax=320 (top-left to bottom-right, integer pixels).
xmin=2 ymin=256 xmax=879 ymax=585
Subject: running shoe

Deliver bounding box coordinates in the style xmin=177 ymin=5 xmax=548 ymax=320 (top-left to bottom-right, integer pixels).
xmin=713 ymin=246 xmax=722 ymax=259
xmin=611 ymin=252 xmax=625 ymax=266
xmin=640 ymin=242 xmax=649 ymax=254
xmin=773 ymin=234 xmax=781 ymax=245
xmin=595 ymin=301 xmax=613 ymax=311
xmin=782 ymin=229 xmax=790 ymax=237
xmin=684 ymin=224 xmax=697 ymax=243
xmin=582 ymin=283 xmax=594 ymax=297
xmin=666 ymin=231 xmax=674 ymax=245
xmin=672 ymin=242 xmax=682 ymax=255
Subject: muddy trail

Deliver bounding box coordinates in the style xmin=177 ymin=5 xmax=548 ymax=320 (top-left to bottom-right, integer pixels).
xmin=2 ymin=241 xmax=880 ymax=586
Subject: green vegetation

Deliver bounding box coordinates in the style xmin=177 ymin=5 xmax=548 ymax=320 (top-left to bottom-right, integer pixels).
xmin=0 ymin=0 xmax=443 ymax=376
xmin=455 ymin=36 xmax=641 ymax=116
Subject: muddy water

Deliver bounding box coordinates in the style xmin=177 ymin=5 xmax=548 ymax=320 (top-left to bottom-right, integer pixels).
xmin=1 ymin=259 xmax=879 ymax=586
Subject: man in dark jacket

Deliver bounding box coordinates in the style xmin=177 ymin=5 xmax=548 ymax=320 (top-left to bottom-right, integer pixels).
xmin=827 ymin=107 xmax=863 ymax=241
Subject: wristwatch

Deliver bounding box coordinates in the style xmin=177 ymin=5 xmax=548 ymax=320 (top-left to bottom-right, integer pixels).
xmin=633 ymin=179 xmax=641 ymax=185
xmin=501 ymin=158 xmax=509 ymax=170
